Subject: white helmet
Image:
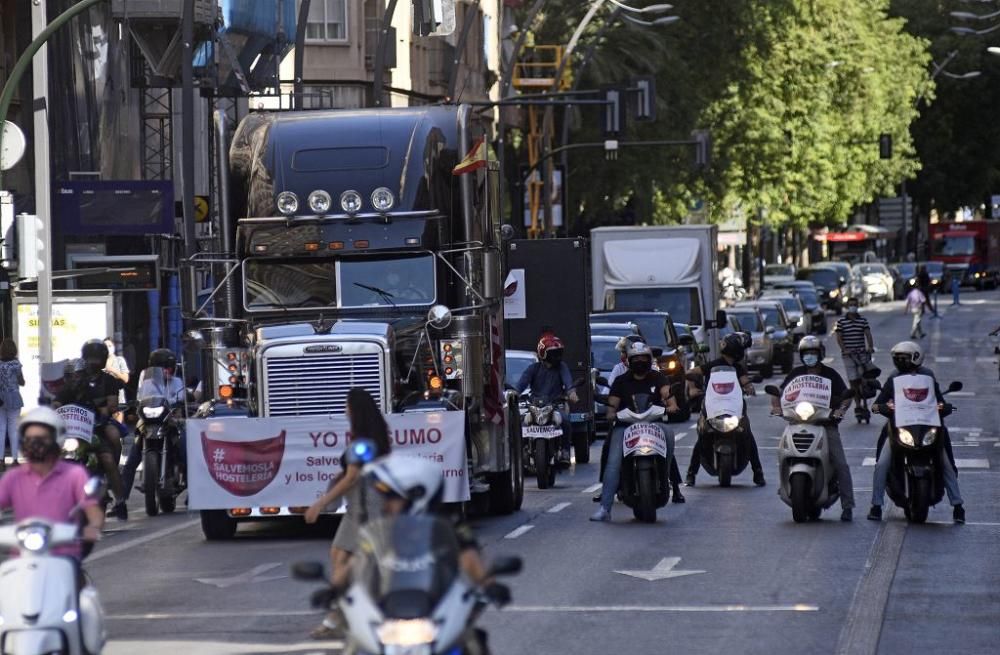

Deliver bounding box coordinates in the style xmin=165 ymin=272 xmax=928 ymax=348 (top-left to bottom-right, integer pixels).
xmin=625 ymin=340 xmax=653 ymax=361
xmin=366 ymin=453 xmax=443 ymax=515
xmin=890 ymin=341 xmax=923 ymax=372
xmin=18 ymin=407 xmax=67 ymax=446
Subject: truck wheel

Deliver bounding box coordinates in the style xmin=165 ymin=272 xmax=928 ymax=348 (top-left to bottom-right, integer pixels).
xmin=201 ymin=510 xmax=237 ymax=540
xmin=535 ymin=440 xmax=551 ymax=490
xmin=573 ymin=431 xmax=590 ymax=464
xmin=489 ymin=412 xmax=523 ymax=514
xmin=790 ymin=472 xmax=810 ymax=523
xmin=718 ymin=453 xmax=733 ymax=487
xmin=143 ymin=451 xmax=160 ymax=517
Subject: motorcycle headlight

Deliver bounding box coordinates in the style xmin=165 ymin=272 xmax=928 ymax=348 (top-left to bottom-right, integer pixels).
xmin=142 ymin=406 xmax=166 ymax=419
xmin=794 ymin=402 xmax=816 ymax=421
xmin=537 ymin=407 xmax=553 ymax=425
xmin=898 ymin=428 xmax=915 ymax=447
xmin=377 ymin=619 xmax=438 ymax=646
xmin=829 ymin=289 xmax=840 ymax=298
xmin=16 ymin=525 xmax=50 ymax=553
xmin=63 ymin=438 xmax=80 ymax=454
xmin=709 ymin=415 xmax=740 ymax=432
xmin=922 ymin=428 xmax=938 ymax=446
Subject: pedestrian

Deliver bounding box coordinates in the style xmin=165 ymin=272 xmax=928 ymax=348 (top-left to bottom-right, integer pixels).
xmin=950 ymin=273 xmax=961 ymax=306
xmin=0 ymin=338 xmax=25 ymax=472
xmin=916 ymin=265 xmax=937 ymax=317
xmin=905 ymin=283 xmax=927 ymax=339
xmin=104 ymin=337 xmax=130 ymax=424
xmin=304 ymin=387 xmax=391 ymax=639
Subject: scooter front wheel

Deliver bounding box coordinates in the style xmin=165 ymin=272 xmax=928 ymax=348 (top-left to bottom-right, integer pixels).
xmin=717 ymin=453 xmax=733 ymax=487
xmin=790 ymin=472 xmax=810 ymax=523
xmin=633 ymin=468 xmax=657 ymax=523
xmin=909 ymin=477 xmax=930 ymax=524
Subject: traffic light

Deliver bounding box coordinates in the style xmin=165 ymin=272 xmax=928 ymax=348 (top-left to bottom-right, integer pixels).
xmin=692 ymin=130 xmax=712 ymax=169
xmin=16 ymin=213 xmax=44 ymax=279
xmin=631 ymin=76 xmax=656 ymax=122
xmin=602 ymin=87 xmax=624 ymax=137
xmin=879 ymin=133 xmax=893 ymax=160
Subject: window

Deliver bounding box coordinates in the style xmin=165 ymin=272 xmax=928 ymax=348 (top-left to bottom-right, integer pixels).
xmin=306 ymin=0 xmax=348 ymax=42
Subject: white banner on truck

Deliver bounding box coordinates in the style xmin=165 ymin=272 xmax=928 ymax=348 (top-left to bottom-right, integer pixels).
xmin=187 ymin=411 xmax=469 ymax=509
xmin=503 ymin=269 xmax=526 ymax=319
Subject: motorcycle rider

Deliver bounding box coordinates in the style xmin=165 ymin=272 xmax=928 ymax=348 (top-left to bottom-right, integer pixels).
xmin=54 ymin=339 xmax=128 ymax=520
xmin=515 ymin=334 xmax=579 ymax=467
xmin=685 ymin=332 xmax=766 ymax=487
xmin=120 ymin=349 xmax=187 ymax=507
xmin=770 ymin=336 xmax=856 ymax=521
xmin=834 ymin=297 xmax=875 ymax=412
xmin=867 ymin=341 xmax=965 ymax=523
xmin=0 ymin=408 xmax=105 ymax=560
xmin=591 ymin=341 xmax=678 ymax=522
xmin=608 ymin=334 xmax=646 ymax=387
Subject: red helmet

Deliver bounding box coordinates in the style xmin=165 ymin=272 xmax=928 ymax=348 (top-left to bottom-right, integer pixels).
xmin=536 ymin=335 xmax=565 ymax=361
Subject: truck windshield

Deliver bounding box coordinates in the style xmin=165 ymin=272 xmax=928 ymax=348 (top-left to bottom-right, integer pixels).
xmin=610 ymin=289 xmax=702 ymax=326
xmin=932 ymin=236 xmax=976 ymax=257
xmin=244 ymin=255 xmax=435 ymax=311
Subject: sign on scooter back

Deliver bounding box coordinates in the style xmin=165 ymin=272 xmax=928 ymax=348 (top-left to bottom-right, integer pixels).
xmin=705 ymin=368 xmax=742 ymax=418
xmin=893 ymin=374 xmax=940 ymax=427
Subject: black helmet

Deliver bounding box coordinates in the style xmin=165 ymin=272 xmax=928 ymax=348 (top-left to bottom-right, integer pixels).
xmin=721 ymin=333 xmax=746 ymax=361
xmin=149 ymin=348 xmax=178 ymax=370
xmin=81 ymin=339 xmax=109 ymax=363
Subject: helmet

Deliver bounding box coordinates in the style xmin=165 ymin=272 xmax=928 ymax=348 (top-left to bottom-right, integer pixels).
xmin=149 ymin=348 xmax=178 ymax=371
xmin=18 ymin=407 xmax=67 ymax=446
xmin=536 ymin=335 xmax=564 ymax=362
xmin=616 ymin=334 xmax=646 ymax=353
xmin=366 ymin=453 xmax=443 ymax=515
xmin=81 ymin=339 xmax=109 ymax=363
xmin=797 ymin=335 xmax=825 ymax=360
xmin=721 ymin=333 xmax=746 ymax=361
xmin=890 ymin=341 xmax=922 ymax=373
xmin=625 ymin=340 xmax=653 ymax=362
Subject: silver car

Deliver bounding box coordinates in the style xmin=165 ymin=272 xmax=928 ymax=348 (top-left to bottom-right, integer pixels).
xmin=726 ymin=306 xmax=775 ymax=378
xmin=759 ymin=290 xmax=808 ymax=343
xmin=853 ymin=263 xmax=893 ymax=302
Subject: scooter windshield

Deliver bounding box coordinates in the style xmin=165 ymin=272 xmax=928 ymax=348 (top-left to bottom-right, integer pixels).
xmin=137 ymin=367 xmax=183 ymax=406
xmin=353 ymin=514 xmax=462 ymax=619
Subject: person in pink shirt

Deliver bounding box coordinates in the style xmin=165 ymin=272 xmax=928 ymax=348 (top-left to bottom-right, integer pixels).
xmin=0 ymin=408 xmax=104 ymax=559
xmin=904 ymin=283 xmax=928 ymax=339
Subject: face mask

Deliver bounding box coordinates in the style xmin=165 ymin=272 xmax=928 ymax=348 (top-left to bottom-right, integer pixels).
xmin=631 ymin=359 xmax=652 ymax=375
xmin=544 ymin=352 xmax=562 ymax=367
xmin=22 ymin=436 xmax=56 ymax=463
xmin=847 ymin=305 xmax=859 ymax=314
xmin=802 ymin=354 xmax=820 ymax=367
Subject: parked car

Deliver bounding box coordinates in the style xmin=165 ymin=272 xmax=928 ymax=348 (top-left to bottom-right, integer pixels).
xmin=797 ymin=265 xmax=847 ymax=313
xmin=889 ymin=262 xmax=918 ymax=299
xmin=737 ymin=300 xmax=795 ymax=374
xmin=763 ymin=263 xmax=796 ymax=286
xmin=770 ymin=281 xmax=827 ymax=334
xmin=758 ymin=290 xmax=808 ymax=343
xmin=590 ymin=335 xmax=626 ymax=435
xmin=589 ymin=322 xmax=641 ymax=340
xmin=726 ymin=306 xmax=775 ymax=378
xmin=853 ymin=262 xmax=893 ymax=302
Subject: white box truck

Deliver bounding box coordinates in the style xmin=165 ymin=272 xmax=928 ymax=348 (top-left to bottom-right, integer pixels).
xmin=591 ymin=225 xmax=725 ymax=357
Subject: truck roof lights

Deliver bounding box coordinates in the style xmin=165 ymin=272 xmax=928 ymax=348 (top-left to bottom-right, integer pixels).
xmin=329 ymin=241 xmax=345 ymax=250
xmin=308 ymin=190 xmax=332 ymax=214
xmin=340 ymin=190 xmax=363 ymax=214
xmin=371 ymin=187 xmax=395 ymax=212
xmin=354 ymin=240 xmax=370 ymax=249
xmin=253 ymin=244 xmax=269 ymax=253
xmin=276 ymin=191 xmax=299 ymax=216
xmin=405 ymin=237 xmax=421 ymax=246
xmin=304 ymin=242 xmax=321 ymax=252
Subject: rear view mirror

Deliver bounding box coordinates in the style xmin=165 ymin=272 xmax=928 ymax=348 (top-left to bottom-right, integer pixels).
xmin=764 ymin=385 xmax=780 ymax=397
xmin=291 ymin=561 xmax=326 ymax=581
xmin=765 ymin=326 xmax=776 ymax=335
xmin=488 ymin=556 xmax=523 ymax=577
xmin=83 ymin=477 xmax=105 ymax=500
xmin=947 ymin=381 xmax=963 ymax=393
xmin=651 ymin=347 xmax=664 ymax=358
xmin=863 ymin=367 xmax=882 ymax=380
xmin=677 ymin=334 xmax=695 ymax=347
xmin=715 ymin=309 xmax=728 ymax=327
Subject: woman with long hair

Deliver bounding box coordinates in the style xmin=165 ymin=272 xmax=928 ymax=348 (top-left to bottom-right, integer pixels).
xmin=304 ymin=387 xmax=391 ymax=639
xmin=0 ymin=338 xmax=25 ymax=472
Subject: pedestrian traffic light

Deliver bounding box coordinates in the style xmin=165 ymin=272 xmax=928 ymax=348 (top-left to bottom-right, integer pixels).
xmin=602 ymin=87 xmax=624 ymax=137
xmin=631 ymin=76 xmax=656 ymax=122
xmin=16 ymin=213 xmax=44 ymax=279
xmin=692 ymin=130 xmax=712 ymax=169
xmin=879 ymin=133 xmax=893 ymax=160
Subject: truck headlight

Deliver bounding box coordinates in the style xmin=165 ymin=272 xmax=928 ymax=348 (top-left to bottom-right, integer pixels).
xmin=898 ymin=428 xmax=915 ymax=447
xmin=377 ymin=619 xmax=438 ymax=646
xmin=709 ymin=415 xmax=740 ymax=432
xmin=308 ymin=190 xmax=332 ymax=214
xmin=922 ymin=428 xmax=938 ymax=446
xmin=276 ymin=191 xmax=299 ymax=216
xmin=340 ymin=190 xmax=363 ymax=214
xmin=371 ymin=187 xmax=395 ymax=212
xmin=794 ymin=402 xmax=816 ymax=421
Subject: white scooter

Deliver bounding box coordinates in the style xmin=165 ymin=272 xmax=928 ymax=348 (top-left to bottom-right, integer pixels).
xmin=0 ymin=477 xmax=107 ymax=655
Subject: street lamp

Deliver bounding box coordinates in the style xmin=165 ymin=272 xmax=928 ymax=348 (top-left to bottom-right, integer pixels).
xmin=951 ymin=10 xmax=1000 ymax=21
xmin=620 ymin=13 xmax=680 ymax=27
xmin=606 ymin=1 xmax=673 ymax=13
xmin=941 ymin=70 xmax=982 ymax=79
xmin=988 ymin=46 xmax=1000 ymax=55
xmin=950 ymin=23 xmax=1000 ymax=35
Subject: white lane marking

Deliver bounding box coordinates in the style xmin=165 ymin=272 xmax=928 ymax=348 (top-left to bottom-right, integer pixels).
xmin=504 ymin=525 xmax=534 ymax=539
xmin=582 ymin=483 xmax=602 ymax=494
xmin=949 ymin=427 xmax=983 ymax=432
xmin=926 ymin=521 xmax=1000 ymax=527
xmin=505 ymin=604 xmax=819 ymax=613
xmin=615 ymin=557 xmax=706 ymax=581
xmin=949 ymin=391 xmax=977 ymax=397
xmin=975 ymin=357 xmax=996 ymax=363
xmin=195 ymin=563 xmax=286 ymax=589
xmin=933 ymin=356 xmax=955 ymax=363
xmin=548 ymin=502 xmax=571 ymax=513
xmin=88 ymin=519 xmax=200 ymax=563
xmin=674 ymin=431 xmax=688 ymax=441
xmin=103 ymin=639 xmax=341 ymax=654
xmin=823 ymin=357 xmax=834 ymax=364
xmin=688 ymin=423 xmax=697 ymax=430
xmin=862 ymin=458 xmax=989 ymax=469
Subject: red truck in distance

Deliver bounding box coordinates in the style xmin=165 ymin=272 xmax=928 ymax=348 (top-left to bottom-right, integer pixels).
xmin=928 ymin=220 xmax=1000 ymax=290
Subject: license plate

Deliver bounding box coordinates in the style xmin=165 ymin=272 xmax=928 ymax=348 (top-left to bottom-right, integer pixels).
xmin=523 ymin=425 xmax=561 ymax=439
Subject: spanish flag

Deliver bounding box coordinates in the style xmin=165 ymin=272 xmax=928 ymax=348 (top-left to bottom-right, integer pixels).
xmin=452 ymin=137 xmax=489 ymax=175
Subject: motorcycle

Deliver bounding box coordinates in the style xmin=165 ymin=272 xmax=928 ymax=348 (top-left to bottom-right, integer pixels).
xmin=611 ymin=393 xmax=673 ymax=523
xmin=767 ymin=384 xmax=846 ymax=522
xmin=135 ymin=367 xmax=186 ymax=516
xmin=57 ymin=404 xmax=113 ymax=512
xmin=696 ymin=366 xmax=754 ymax=487
xmin=293 ymin=517 xmax=522 ymax=655
xmin=0 ymin=477 xmax=107 ymax=655
xmin=519 ymin=378 xmax=584 ymax=490
xmin=878 ymin=376 xmax=962 ymax=524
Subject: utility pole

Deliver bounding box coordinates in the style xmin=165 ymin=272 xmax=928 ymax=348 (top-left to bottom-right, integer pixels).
xmin=31 ymin=0 xmax=53 ymax=366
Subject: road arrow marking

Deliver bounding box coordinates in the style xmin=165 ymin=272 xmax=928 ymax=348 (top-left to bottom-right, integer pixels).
xmin=195 ymin=563 xmax=286 ymax=589
xmin=615 ymin=557 xmax=706 ymax=581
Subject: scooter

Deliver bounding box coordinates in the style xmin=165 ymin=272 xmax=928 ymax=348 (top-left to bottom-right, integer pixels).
xmin=520 ymin=378 xmax=584 ymax=490
xmin=292 ymin=517 xmax=521 ymax=655
xmin=879 ymin=377 xmax=963 ymax=524
xmin=135 ymin=367 xmax=186 ymax=516
xmin=0 ymin=477 xmax=107 ymax=655
xmin=696 ymin=366 xmax=753 ymax=487
xmin=612 ymin=393 xmax=673 ymax=523
xmin=57 ymin=404 xmax=114 ymax=513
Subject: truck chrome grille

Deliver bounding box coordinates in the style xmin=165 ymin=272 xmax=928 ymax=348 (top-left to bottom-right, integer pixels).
xmin=264 ymin=353 xmax=382 ymax=416
xmin=792 ymin=433 xmax=814 ymax=453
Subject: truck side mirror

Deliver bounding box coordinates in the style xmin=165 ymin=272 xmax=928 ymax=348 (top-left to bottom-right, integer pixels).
xmin=715 ymin=309 xmax=727 ymax=327
xmin=677 ymin=334 xmax=695 ymax=347
xmin=947 ymin=381 xmax=963 ymax=393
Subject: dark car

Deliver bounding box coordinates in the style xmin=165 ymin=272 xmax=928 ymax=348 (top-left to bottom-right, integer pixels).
xmin=589 ymin=322 xmax=642 ymax=340
xmin=737 ymin=300 xmax=796 ymax=374
xmin=590 ymin=335 xmax=625 ymax=435
xmin=590 ymin=311 xmax=693 ymax=389
xmin=726 ymin=306 xmax=775 ymax=378
xmin=889 ymin=262 xmax=918 ymax=299
xmin=796 ymin=266 xmax=847 ymax=314
xmin=918 ymin=261 xmax=945 ymax=294
xmin=770 ymin=280 xmax=826 ymax=334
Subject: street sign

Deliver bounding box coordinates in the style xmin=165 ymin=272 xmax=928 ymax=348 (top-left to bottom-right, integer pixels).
xmin=194 ymin=195 xmax=210 ymax=222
